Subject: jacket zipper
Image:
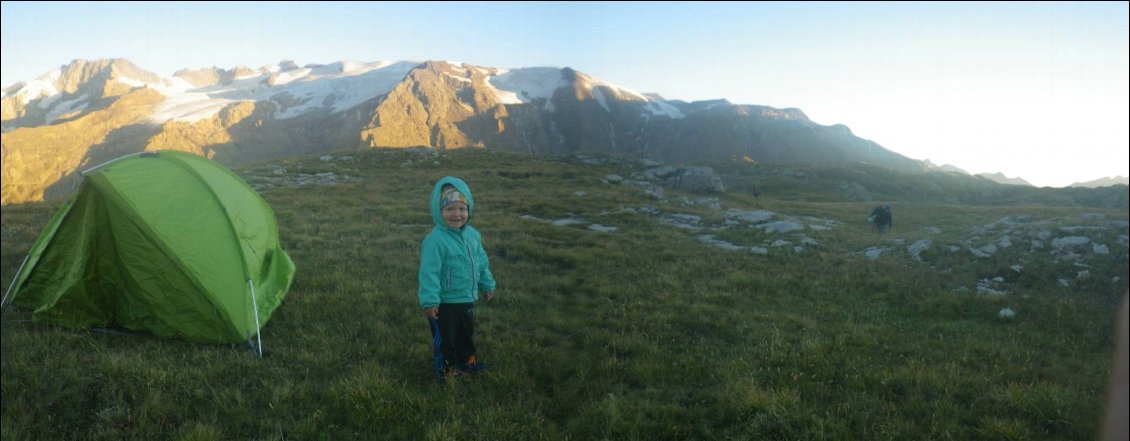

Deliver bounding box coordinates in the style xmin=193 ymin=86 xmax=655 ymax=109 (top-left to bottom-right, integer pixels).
xmin=461 ymin=234 xmax=477 ymax=294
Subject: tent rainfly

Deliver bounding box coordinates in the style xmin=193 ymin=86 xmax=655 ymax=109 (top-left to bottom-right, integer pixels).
xmin=2 ymin=151 xmax=295 ymax=349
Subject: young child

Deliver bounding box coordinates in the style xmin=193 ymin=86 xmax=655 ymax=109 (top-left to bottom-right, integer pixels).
xmin=418 ymin=176 xmax=496 ymax=381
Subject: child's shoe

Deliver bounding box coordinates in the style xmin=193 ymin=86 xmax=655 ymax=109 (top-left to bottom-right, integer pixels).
xmin=465 ymin=355 xmax=489 ymax=373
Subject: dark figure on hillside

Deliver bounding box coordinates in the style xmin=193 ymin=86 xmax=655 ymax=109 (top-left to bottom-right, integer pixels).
xmin=869 ymin=205 xmax=892 ymax=234
xmin=751 ymin=185 xmax=761 ymax=198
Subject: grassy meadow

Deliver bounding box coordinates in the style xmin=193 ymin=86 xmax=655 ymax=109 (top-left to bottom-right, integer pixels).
xmin=2 ymin=148 xmax=1127 ymax=440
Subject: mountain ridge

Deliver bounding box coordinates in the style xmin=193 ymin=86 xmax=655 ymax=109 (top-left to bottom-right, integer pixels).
xmin=1070 ymin=176 xmax=1130 ymax=188
xmin=0 ymin=58 xmax=1038 ymax=205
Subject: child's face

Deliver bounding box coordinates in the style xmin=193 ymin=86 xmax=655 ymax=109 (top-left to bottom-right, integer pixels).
xmin=442 ymin=202 xmax=468 ymax=229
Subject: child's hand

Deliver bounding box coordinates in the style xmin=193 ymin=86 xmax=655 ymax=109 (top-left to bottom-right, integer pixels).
xmin=424 ymin=307 xmax=439 ymax=320
xmin=484 ymin=291 xmax=495 ymax=301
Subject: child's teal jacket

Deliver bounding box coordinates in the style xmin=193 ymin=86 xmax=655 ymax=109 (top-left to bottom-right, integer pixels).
xmin=417 ymin=176 xmax=496 ymax=309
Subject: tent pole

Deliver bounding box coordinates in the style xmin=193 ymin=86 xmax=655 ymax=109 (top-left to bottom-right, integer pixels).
xmin=80 ymin=151 xmax=148 ymax=176
xmin=248 ymin=279 xmax=263 ymax=358
xmin=1 ymin=255 xmax=30 ymax=311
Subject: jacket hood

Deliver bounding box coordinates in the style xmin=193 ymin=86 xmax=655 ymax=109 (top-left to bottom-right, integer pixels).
xmin=430 ymin=176 xmax=475 ymax=229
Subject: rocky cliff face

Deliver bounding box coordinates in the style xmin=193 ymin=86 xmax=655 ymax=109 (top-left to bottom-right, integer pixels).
xmin=1 ymin=87 xmax=164 ymax=203
xmin=1 ymin=58 xmax=923 ymax=205
xmin=359 ymin=61 xmax=495 ymax=149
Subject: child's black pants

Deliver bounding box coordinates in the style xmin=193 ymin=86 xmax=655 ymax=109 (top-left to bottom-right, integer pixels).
xmin=435 ymin=302 xmax=476 ymax=367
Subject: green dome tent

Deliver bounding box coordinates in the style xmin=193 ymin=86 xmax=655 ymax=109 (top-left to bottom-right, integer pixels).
xmin=2 ymin=151 xmax=295 ymax=350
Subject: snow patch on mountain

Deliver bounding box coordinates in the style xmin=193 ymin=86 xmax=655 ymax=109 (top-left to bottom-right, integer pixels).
xmin=148 ymin=60 xmax=417 ymax=123
xmin=485 ymin=67 xmax=683 ymax=119
xmin=583 ymin=73 xmax=684 ymax=119
xmin=489 ymin=67 xmax=568 ymax=104
xmin=44 ymin=94 xmax=89 ymax=122
xmin=8 ymin=69 xmax=62 ymax=104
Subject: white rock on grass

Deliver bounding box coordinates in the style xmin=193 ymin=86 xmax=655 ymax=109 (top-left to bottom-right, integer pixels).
xmin=760 ymin=221 xmax=804 ymax=234
xmin=697 ymin=235 xmax=743 ymax=251
xmin=864 ymin=247 xmax=886 ymax=260
xmin=551 ymin=218 xmax=586 ymax=227
xmin=907 ymin=239 xmax=931 ymax=261
xmin=588 ymin=224 xmax=617 ymax=233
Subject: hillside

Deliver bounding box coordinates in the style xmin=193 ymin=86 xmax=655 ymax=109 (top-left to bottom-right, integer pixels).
xmin=2 ymin=148 xmax=1127 ymax=439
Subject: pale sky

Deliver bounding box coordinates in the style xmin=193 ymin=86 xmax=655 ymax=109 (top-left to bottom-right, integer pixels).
xmin=2 ymin=1 xmax=1127 ymax=187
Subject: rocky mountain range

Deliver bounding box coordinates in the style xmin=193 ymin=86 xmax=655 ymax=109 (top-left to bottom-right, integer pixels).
xmin=974 ymin=172 xmax=1033 ymax=187
xmin=920 ymin=162 xmax=1128 ymax=189
xmin=1069 ymin=176 xmax=1130 ymax=188
xmin=3 ymin=58 xmax=928 ymax=205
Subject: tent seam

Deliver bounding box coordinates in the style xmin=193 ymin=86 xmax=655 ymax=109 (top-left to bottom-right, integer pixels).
xmin=163 ymin=153 xmax=259 ymax=339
